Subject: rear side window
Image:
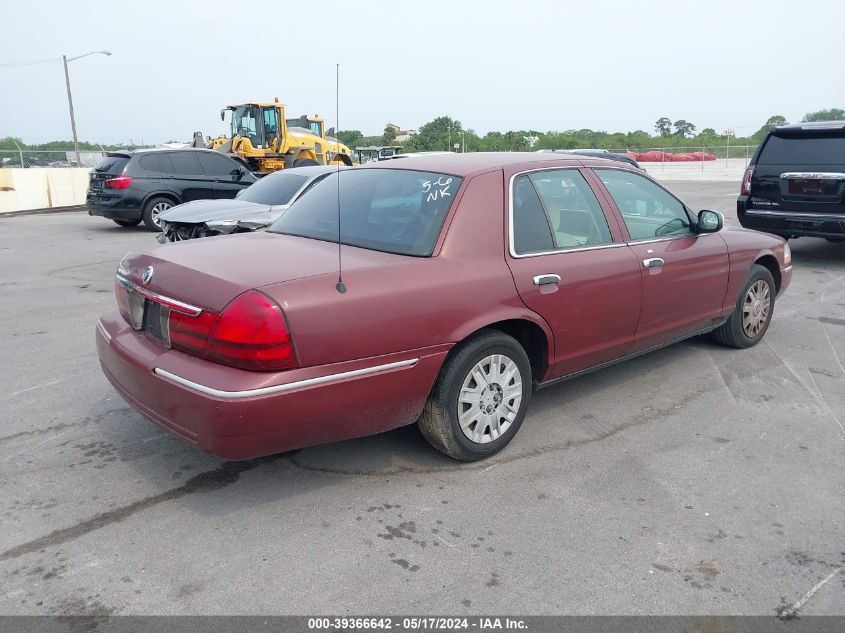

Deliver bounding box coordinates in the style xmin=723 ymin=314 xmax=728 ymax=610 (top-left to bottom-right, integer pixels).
xmin=163 ymin=152 xmax=203 ymax=176
xmin=529 ymin=170 xmax=612 ymax=249
xmin=512 ymin=176 xmax=554 ymax=254
xmin=137 ymin=154 xmax=162 ymax=173
xmin=94 ymin=155 xmax=129 ymax=174
xmin=197 ymin=152 xmax=240 ymax=176
xmin=759 ymin=135 xmax=845 ymax=165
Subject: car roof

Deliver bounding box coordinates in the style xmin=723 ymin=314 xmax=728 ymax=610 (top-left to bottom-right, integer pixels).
xmin=356 ymin=151 xmax=624 ymax=177
xmin=772 ymin=120 xmax=845 ymax=136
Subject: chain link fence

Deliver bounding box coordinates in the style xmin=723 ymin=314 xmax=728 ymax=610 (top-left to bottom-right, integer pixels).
xmin=0 ymin=150 xmax=105 ymax=169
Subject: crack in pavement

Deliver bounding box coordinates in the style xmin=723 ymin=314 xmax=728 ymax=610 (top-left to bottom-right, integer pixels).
xmin=0 ymin=421 xmax=89 ymax=445
xmin=0 ymin=454 xmax=288 ymax=562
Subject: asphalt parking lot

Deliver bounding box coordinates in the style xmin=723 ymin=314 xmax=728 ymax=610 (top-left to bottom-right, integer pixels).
xmin=1 ymin=180 xmax=843 ymax=616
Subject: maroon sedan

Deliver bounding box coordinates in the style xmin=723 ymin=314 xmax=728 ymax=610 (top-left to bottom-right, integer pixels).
xmin=96 ymin=153 xmax=792 ymax=461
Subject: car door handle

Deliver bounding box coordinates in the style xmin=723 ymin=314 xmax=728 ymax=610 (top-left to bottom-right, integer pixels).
xmin=533 ymin=274 xmax=561 ymax=286
xmin=642 ymin=258 xmax=665 ymax=268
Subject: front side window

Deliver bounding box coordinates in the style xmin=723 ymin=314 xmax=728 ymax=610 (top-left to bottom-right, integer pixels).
xmin=269 ymin=169 xmax=462 ymax=256
xmin=197 ymin=152 xmax=241 ymax=177
xmin=595 ymin=169 xmax=692 ymax=241
xmin=231 ymin=106 xmax=261 ymax=146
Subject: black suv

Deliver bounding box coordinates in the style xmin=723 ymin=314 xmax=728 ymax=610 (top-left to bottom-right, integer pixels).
xmin=87 ymin=149 xmax=256 ymax=231
xmin=738 ymin=121 xmax=845 ymax=242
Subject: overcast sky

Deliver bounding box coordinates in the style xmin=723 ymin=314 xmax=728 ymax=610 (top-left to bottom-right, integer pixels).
xmin=2 ymin=0 xmax=843 ymax=145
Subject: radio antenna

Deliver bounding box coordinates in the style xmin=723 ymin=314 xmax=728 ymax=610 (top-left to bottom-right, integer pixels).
xmin=335 ymin=62 xmax=346 ymax=294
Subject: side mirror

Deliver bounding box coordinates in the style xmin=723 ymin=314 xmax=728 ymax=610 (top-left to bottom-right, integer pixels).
xmin=697 ymin=209 xmax=723 ymax=233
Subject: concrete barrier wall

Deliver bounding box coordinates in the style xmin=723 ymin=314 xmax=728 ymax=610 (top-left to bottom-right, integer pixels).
xmin=0 ymin=168 xmax=91 ymax=213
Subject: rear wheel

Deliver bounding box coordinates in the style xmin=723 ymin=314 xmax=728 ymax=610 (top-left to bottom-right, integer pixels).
xmin=112 ymin=218 xmax=141 ymax=227
xmin=711 ymin=264 xmax=775 ymax=349
xmin=292 ymin=158 xmax=319 ymax=168
xmin=418 ymin=330 xmax=532 ymax=461
xmin=142 ymin=197 xmax=173 ymax=231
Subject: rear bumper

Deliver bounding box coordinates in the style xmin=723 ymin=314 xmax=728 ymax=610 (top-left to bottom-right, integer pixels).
xmin=95 ymin=311 xmax=447 ymax=460
xmin=737 ymin=197 xmax=845 ymax=238
xmin=87 ymin=199 xmax=142 ymax=221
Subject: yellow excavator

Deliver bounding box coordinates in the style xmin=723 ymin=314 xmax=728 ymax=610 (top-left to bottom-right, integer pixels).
xmin=193 ymin=98 xmax=353 ymax=174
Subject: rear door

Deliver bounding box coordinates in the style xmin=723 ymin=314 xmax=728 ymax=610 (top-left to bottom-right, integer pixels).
xmin=196 ymin=152 xmax=252 ymax=199
xmin=162 ymin=152 xmax=214 ymax=202
xmin=505 ymin=167 xmax=642 ymax=380
xmin=751 ymin=130 xmax=845 ymax=219
xmin=591 ymin=168 xmax=729 ymax=350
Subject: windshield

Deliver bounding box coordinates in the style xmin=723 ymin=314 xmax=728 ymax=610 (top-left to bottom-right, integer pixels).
xmin=231 ymin=106 xmax=262 ymax=146
xmin=268 ymin=169 xmax=462 ymax=256
xmin=238 ymin=173 xmax=309 ymax=206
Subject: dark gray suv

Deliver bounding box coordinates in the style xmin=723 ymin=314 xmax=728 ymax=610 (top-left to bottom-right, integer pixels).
xmin=87 ymin=148 xmax=256 ymax=231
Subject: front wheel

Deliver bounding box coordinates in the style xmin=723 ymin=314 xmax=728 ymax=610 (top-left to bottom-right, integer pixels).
xmin=418 ymin=330 xmax=532 ymax=461
xmin=142 ymin=197 xmax=173 ymax=231
xmin=711 ymin=264 xmax=775 ymax=349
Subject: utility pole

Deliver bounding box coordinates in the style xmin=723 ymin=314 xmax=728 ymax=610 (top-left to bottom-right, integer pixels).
xmin=62 ymin=55 xmax=80 ymax=165
xmin=62 ymin=51 xmax=111 ymax=166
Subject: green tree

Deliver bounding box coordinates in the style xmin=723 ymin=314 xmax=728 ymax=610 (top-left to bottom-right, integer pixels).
xmin=404 ymin=116 xmax=463 ymax=152
xmin=699 ymin=128 xmax=717 ymax=137
xmin=382 ymin=125 xmax=397 ymax=145
xmin=802 ymin=108 xmax=845 ymax=122
xmin=0 ymin=136 xmax=26 ymax=150
xmin=335 ymin=129 xmax=363 ymax=147
xmin=673 ymin=120 xmax=696 ymax=138
xmin=655 ymin=117 xmax=672 ymax=137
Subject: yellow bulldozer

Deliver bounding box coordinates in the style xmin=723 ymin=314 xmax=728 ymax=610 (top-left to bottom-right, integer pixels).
xmin=193 ymin=98 xmax=353 ymax=174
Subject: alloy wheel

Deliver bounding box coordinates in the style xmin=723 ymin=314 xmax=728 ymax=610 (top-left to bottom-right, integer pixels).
xmin=150 ymin=202 xmax=171 ymax=228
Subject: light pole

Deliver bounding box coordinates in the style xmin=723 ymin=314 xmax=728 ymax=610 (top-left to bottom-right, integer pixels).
xmin=63 ymin=50 xmax=111 ymax=165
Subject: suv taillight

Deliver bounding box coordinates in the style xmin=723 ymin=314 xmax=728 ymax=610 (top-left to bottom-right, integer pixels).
xmin=105 ymin=176 xmax=134 ymax=189
xmin=740 ymin=168 xmax=753 ymax=195
xmin=169 ymin=290 xmax=298 ymax=372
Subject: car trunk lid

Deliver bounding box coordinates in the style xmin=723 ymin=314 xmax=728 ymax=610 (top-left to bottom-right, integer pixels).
xmin=118 ymin=231 xmax=402 ymax=313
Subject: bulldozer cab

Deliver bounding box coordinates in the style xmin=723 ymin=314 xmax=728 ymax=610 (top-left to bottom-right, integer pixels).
xmin=227 ymin=104 xmax=282 ymax=150
xmin=286 ymin=115 xmax=324 ymax=140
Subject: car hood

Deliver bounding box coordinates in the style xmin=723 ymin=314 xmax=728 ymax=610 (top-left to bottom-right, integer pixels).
xmin=159 ymin=199 xmax=281 ymax=224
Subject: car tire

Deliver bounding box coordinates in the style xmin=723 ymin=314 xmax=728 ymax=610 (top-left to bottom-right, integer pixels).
xmin=418 ymin=329 xmax=532 ymax=461
xmin=142 ymin=197 xmax=174 ymax=232
xmin=112 ymin=218 xmax=141 ymax=227
xmin=292 ymin=158 xmax=319 ymax=168
xmin=711 ymin=264 xmax=776 ymax=349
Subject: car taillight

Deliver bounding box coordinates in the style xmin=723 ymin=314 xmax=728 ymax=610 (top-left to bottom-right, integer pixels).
xmin=105 ymin=176 xmax=134 ymax=189
xmin=170 ymin=290 xmax=297 ymax=372
xmin=740 ymin=168 xmax=753 ymax=195
xmin=115 ymin=278 xmax=131 ymax=323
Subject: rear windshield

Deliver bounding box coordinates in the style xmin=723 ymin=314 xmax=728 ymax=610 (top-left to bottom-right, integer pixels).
xmin=238 ymin=172 xmax=309 ymax=205
xmin=268 ymin=169 xmax=462 ymax=256
xmin=94 ymin=155 xmax=130 ymax=174
xmin=759 ymin=134 xmax=845 ymax=165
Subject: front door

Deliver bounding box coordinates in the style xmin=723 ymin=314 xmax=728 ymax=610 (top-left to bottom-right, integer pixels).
xmin=505 ymin=168 xmax=642 ymax=380
xmin=591 ymin=168 xmax=729 ymax=350
xmin=197 ymin=152 xmax=251 ymax=199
